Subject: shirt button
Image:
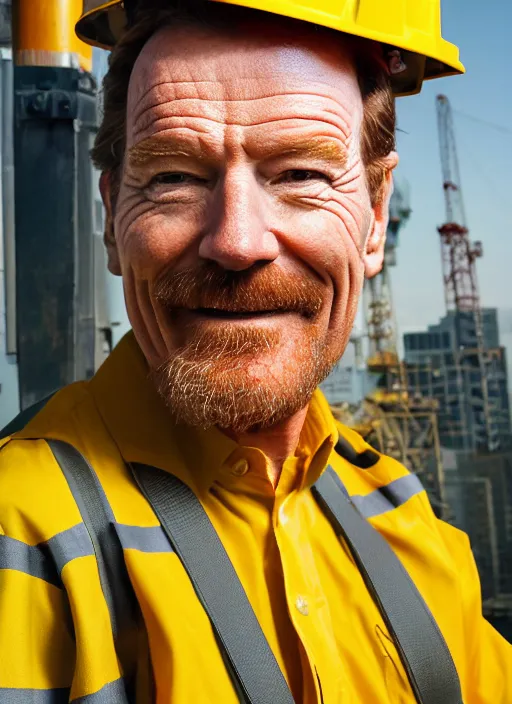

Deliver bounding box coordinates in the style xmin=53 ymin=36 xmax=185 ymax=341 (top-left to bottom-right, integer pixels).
xmin=231 ymin=459 xmax=249 ymax=477
xmin=295 ymin=596 xmax=309 ymax=616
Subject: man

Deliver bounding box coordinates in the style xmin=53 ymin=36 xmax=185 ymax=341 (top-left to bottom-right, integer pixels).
xmin=0 ymin=0 xmax=510 ymax=702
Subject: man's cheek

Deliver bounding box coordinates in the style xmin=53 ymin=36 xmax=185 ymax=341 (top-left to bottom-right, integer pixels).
xmin=116 ymin=214 xmax=176 ymax=274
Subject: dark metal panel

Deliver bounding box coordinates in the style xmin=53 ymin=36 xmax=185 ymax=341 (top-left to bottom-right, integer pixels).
xmin=14 ymin=66 xmax=98 ymax=409
xmin=75 ymin=108 xmax=97 ymax=381
xmin=1 ymin=50 xmax=16 ymax=354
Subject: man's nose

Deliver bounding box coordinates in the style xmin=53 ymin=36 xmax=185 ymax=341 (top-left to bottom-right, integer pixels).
xmin=198 ymin=168 xmax=280 ymax=271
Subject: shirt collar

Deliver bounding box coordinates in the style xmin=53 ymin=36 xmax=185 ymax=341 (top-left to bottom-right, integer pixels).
xmin=89 ymin=332 xmax=338 ymax=495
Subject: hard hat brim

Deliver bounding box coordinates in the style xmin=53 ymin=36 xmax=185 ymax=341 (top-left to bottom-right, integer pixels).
xmin=76 ymin=0 xmax=464 ymax=97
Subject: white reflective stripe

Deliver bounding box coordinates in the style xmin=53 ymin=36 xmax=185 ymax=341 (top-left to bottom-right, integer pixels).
xmin=114 ymin=523 xmax=173 ymax=553
xmin=351 ymin=474 xmax=425 ymax=519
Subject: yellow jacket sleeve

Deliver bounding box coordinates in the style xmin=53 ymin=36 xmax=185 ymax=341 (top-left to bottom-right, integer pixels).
xmin=438 ymin=522 xmax=512 ymax=703
xmin=0 ymin=533 xmax=76 ymax=695
xmin=465 ymin=551 xmax=512 ymax=703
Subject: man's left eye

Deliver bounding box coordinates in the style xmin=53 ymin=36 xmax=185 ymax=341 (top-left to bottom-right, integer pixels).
xmin=279 ymin=170 xmax=331 ymax=183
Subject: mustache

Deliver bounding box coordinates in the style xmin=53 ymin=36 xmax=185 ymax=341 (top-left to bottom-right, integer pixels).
xmin=153 ymin=263 xmax=324 ymax=318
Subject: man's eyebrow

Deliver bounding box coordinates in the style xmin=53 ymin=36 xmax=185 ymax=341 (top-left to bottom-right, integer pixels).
xmin=127 ymin=135 xmax=347 ymax=169
xmin=127 ymin=136 xmax=205 ymax=168
xmin=264 ymin=139 xmax=348 ymax=167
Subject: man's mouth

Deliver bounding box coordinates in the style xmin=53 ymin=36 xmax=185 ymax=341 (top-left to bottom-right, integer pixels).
xmin=190 ymin=307 xmax=289 ymax=320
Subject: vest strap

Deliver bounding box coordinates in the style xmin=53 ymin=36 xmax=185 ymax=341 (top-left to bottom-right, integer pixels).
xmin=131 ymin=462 xmax=295 ymax=704
xmin=312 ymin=466 xmax=463 ymax=704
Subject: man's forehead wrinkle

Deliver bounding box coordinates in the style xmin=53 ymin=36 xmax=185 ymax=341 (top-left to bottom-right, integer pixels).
xmin=130 ymin=115 xmax=353 ymax=159
xmin=128 ymin=93 xmax=355 ymax=150
xmin=130 ymin=78 xmax=356 ymax=129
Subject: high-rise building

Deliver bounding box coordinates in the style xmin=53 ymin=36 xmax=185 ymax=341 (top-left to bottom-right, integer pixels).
xmin=444 ymin=472 xmax=500 ymax=600
xmin=404 ymin=310 xmax=512 ymax=605
xmin=403 ymin=309 xmax=511 ymax=452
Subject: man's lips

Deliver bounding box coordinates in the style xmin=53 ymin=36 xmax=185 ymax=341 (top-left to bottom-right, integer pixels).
xmin=184 ymin=307 xmax=291 ymax=320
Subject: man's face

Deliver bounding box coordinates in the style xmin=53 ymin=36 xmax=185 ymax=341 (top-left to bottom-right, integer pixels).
xmin=103 ymin=19 xmax=394 ymax=431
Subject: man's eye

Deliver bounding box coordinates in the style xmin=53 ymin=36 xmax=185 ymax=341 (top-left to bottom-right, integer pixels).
xmin=279 ymin=170 xmax=330 ymax=183
xmin=150 ymin=173 xmax=199 ymax=186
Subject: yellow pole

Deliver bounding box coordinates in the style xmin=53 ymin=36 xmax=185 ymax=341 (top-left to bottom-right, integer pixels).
xmin=13 ymin=0 xmax=92 ymax=72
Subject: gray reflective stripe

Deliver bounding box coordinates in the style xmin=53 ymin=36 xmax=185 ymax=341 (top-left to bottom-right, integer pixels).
xmin=48 ymin=439 xmax=138 ymax=703
xmin=0 ymin=534 xmax=60 ymax=586
xmin=351 ymin=473 xmax=425 ymax=519
xmin=47 ymin=523 xmax=95 ymax=574
xmin=0 ymin=524 xmax=95 ymax=586
xmin=114 ymin=523 xmax=173 ymax=553
xmin=48 ymin=440 xmax=134 ymax=644
xmin=0 ymin=679 xmax=128 ymax=704
xmin=72 ymin=678 xmax=127 ymax=703
xmin=0 ymin=687 xmax=69 ymax=703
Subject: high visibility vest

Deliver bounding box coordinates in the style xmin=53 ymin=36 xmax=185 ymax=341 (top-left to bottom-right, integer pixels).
xmin=1 ymin=403 xmax=463 ymax=704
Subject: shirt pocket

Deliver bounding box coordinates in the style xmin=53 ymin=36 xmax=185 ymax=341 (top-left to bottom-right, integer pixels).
xmin=375 ymin=625 xmax=416 ymax=704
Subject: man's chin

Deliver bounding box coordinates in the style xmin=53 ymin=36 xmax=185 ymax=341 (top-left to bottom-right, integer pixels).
xmin=151 ymin=344 xmax=334 ymax=433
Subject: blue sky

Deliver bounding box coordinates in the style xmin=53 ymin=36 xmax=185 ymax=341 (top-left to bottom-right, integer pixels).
xmin=392 ymin=0 xmax=512 ymax=335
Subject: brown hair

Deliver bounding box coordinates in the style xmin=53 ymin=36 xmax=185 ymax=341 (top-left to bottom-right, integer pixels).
xmin=91 ymin=0 xmax=396 ymax=206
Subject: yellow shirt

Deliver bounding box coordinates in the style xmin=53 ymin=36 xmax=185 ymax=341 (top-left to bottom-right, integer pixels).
xmin=0 ymin=332 xmax=510 ymax=702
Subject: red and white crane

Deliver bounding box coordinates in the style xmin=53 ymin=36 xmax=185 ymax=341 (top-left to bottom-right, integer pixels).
xmin=436 ymin=94 xmax=496 ymax=452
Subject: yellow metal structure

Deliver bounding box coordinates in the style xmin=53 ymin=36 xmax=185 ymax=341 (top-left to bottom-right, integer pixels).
xmin=76 ymin=0 xmax=464 ymax=95
xmin=14 ymin=0 xmax=92 ymax=71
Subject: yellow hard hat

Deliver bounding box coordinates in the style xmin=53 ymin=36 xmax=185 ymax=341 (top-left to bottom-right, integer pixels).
xmin=76 ymin=0 xmax=464 ymax=96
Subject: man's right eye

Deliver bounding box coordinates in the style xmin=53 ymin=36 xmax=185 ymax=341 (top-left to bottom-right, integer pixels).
xmin=150 ymin=173 xmax=194 ymax=186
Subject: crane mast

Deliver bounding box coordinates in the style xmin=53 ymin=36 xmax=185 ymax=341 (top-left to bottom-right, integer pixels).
xmin=436 ymin=95 xmax=496 ymax=452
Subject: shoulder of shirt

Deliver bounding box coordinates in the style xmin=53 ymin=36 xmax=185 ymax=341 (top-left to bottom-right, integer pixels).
xmin=1 ymin=380 xmax=93 ymax=444
xmin=329 ymin=418 xmax=473 ymax=558
xmin=330 ymin=418 xmax=437 ymax=521
xmin=0 ymin=382 xmax=106 ymax=539
xmin=331 ymin=418 xmax=410 ymax=482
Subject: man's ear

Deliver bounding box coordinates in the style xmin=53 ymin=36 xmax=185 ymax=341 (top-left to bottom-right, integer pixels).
xmin=99 ymin=171 xmax=121 ymax=276
xmin=363 ymin=152 xmax=399 ymax=279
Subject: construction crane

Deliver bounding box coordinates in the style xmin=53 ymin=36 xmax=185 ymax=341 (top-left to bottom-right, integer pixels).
xmin=331 ymin=183 xmax=447 ymax=513
xmin=436 ymin=95 xmax=498 ymax=453
xmin=365 ymin=181 xmax=411 ymax=401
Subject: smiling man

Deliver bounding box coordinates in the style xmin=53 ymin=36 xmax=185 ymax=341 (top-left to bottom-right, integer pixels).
xmin=103 ymin=11 xmax=389 ymax=461
xmin=0 ymin=1 xmax=510 ymax=703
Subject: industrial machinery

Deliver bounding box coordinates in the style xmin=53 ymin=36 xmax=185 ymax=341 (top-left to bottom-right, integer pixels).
xmin=1 ymin=0 xmax=111 ymax=411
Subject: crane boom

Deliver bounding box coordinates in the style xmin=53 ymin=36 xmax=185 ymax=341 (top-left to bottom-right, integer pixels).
xmin=436 ymin=94 xmax=496 ymax=452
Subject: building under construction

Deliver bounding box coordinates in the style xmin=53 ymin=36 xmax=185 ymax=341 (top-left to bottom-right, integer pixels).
xmin=404 ymin=309 xmax=511 ymax=452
